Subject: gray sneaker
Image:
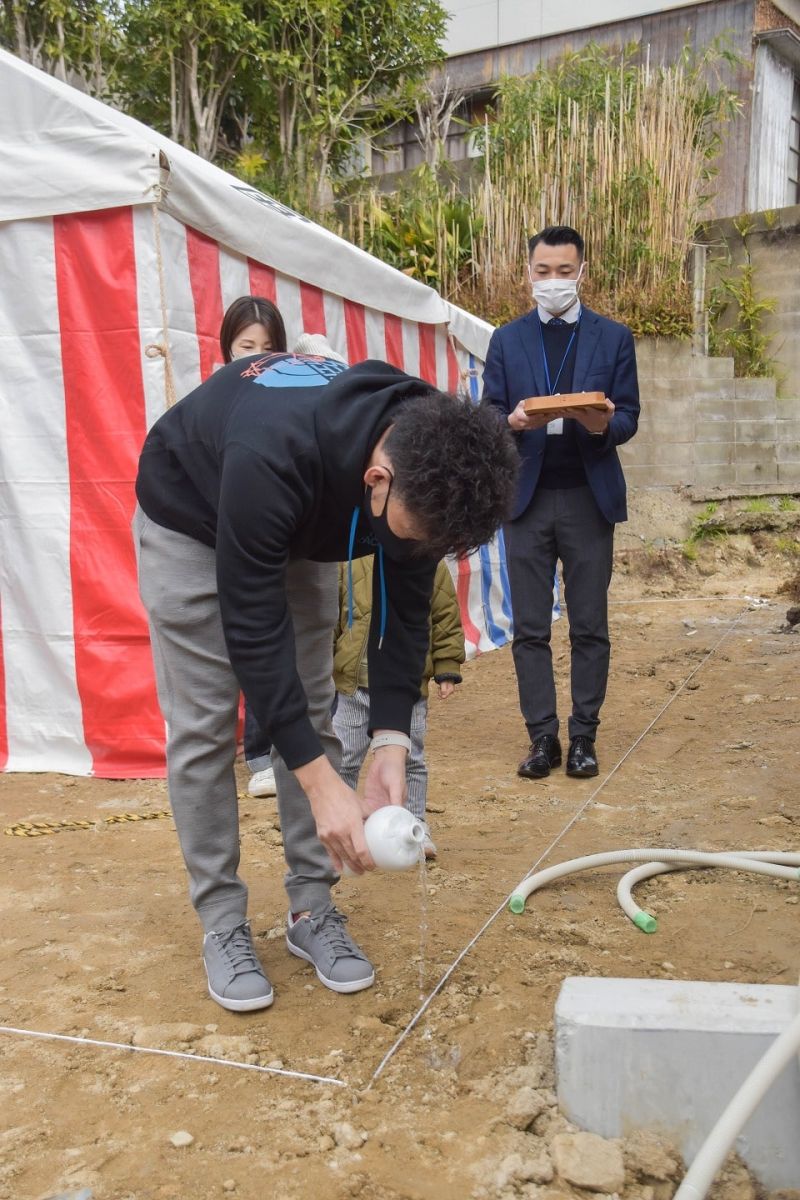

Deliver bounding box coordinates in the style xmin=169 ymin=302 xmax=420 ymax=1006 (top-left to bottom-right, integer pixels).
xmin=286 ymin=904 xmax=375 ymax=994
xmin=203 ymin=921 xmax=274 ymax=1012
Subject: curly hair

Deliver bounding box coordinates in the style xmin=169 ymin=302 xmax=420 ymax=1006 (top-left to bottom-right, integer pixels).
xmin=382 ymin=391 xmax=518 ymax=559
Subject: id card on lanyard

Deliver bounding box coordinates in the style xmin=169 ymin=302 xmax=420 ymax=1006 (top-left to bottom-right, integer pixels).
xmin=537 ymin=314 xmax=579 ymax=435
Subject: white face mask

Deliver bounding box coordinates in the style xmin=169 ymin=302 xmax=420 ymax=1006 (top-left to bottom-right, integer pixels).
xmin=530 ymin=266 xmax=583 ymax=316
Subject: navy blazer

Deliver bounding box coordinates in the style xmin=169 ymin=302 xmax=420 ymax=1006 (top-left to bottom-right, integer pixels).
xmin=482 ymin=306 xmax=639 ymax=524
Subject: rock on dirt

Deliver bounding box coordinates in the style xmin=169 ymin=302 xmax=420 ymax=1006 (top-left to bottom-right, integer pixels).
xmin=131 ymin=1022 xmax=204 ymax=1047
xmin=331 ymin=1121 xmax=368 ymax=1150
xmin=493 ymin=1150 xmax=554 ymax=1189
xmin=169 ymin=1130 xmax=194 ymax=1148
xmin=552 ymin=1131 xmax=626 ymax=1192
xmin=195 ymin=1034 xmax=256 ymax=1059
xmin=623 ymin=1130 xmax=681 ymax=1182
xmin=504 ymin=1086 xmax=550 ymax=1130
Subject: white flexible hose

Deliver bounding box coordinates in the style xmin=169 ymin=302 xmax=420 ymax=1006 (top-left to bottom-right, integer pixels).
xmin=616 ymin=853 xmax=800 ymax=933
xmin=508 ymin=849 xmax=800 ymax=915
xmin=508 ymin=847 xmax=800 ymax=1198
xmin=674 ymin=1009 xmax=800 ymax=1199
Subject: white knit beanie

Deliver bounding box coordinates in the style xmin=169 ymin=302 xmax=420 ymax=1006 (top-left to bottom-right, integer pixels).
xmin=292 ymin=332 xmax=347 ymax=363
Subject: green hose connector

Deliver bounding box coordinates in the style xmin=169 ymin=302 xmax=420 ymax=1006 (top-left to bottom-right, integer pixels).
xmin=633 ymin=910 xmax=658 ymax=934
xmin=508 ymin=893 xmax=526 ymax=914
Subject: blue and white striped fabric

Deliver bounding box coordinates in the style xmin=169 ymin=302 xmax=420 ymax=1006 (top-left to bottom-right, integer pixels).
xmin=447 ymin=353 xmax=560 ymax=660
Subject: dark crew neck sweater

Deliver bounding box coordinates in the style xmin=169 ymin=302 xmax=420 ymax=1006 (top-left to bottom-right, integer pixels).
xmin=537 ymin=319 xmax=587 ymax=490
xmin=136 ymin=356 xmax=437 ymax=770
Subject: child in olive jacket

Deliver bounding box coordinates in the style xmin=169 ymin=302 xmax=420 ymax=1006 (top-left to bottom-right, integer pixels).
xmin=332 ymin=557 xmax=464 ymax=854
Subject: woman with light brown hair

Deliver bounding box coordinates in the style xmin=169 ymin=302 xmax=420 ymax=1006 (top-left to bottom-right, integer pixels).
xmin=220 ymin=295 xmax=288 ymax=797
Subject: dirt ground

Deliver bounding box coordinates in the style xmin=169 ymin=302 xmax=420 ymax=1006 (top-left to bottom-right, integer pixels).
xmin=2 ymin=490 xmax=800 ymax=1200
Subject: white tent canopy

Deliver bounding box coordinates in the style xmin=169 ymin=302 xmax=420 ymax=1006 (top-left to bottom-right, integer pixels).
xmin=0 ymin=48 xmax=492 ymax=358
xmin=0 ymin=49 xmax=510 ymax=778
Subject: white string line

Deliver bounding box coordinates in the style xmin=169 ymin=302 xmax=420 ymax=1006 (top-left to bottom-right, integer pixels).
xmin=1 ymin=601 xmax=771 ymax=1095
xmin=367 ymin=601 xmax=757 ymax=1087
xmin=0 ymin=1025 xmax=346 ymax=1088
xmin=609 ymin=594 xmax=770 ymax=606
xmin=516 ymin=601 xmax=756 ymax=884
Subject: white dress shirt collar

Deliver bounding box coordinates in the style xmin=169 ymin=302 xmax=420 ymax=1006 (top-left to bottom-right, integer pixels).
xmin=536 ymin=299 xmax=581 ymax=325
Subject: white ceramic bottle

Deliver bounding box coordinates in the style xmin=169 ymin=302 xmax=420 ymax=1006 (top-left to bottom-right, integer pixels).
xmin=343 ymin=806 xmax=426 ymax=873
xmin=364 ymin=805 xmax=425 ymax=870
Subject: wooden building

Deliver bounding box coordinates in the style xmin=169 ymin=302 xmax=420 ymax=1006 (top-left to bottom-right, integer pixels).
xmin=370 ymin=0 xmax=800 ymax=219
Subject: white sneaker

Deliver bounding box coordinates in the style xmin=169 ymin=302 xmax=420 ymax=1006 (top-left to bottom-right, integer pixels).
xmin=248 ymin=766 xmax=277 ymax=797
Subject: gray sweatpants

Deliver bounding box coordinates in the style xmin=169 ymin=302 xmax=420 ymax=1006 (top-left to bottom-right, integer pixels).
xmin=133 ymin=507 xmax=341 ymax=933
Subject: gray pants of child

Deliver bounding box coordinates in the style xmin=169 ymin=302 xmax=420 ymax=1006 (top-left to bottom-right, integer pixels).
xmin=133 ymin=506 xmax=340 ymax=934
xmin=333 ymin=687 xmax=428 ymax=819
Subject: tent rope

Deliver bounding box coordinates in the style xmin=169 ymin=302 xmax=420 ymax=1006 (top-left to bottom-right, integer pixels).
xmin=146 ymin=202 xmax=178 ymax=408
xmin=5 ymin=793 xmax=258 ymax=838
xmin=4 ymin=811 xmax=172 ymax=837
xmin=447 ymin=331 xmax=474 ymax=400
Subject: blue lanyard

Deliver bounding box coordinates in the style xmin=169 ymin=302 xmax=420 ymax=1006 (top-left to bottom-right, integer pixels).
xmin=537 ymin=314 xmax=579 ymax=395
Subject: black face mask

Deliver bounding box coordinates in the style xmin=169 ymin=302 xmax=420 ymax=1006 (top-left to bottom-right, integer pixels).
xmin=363 ymin=474 xmax=420 ymax=563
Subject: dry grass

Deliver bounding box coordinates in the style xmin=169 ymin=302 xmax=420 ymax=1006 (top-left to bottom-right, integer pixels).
xmin=461 ymin=62 xmax=721 ymax=330
xmin=337 ymin=48 xmax=737 ymax=334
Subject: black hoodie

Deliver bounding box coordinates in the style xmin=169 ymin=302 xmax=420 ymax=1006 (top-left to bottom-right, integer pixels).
xmin=136 ymin=354 xmax=437 ymax=770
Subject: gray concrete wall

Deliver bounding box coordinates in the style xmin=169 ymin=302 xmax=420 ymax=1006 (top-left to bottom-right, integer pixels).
xmin=556 ymin=977 xmax=800 ymax=1192
xmin=701 ymin=204 xmax=800 ymax=400
xmin=620 ymin=337 xmax=800 ymax=491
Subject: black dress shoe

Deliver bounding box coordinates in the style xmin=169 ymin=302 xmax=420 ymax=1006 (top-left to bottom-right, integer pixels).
xmin=566 ymin=735 xmax=599 ymax=778
xmin=518 ymin=734 xmax=562 ymax=779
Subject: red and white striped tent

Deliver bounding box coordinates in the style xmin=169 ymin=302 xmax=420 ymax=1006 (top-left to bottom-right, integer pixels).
xmin=0 ymin=47 xmax=513 ymax=779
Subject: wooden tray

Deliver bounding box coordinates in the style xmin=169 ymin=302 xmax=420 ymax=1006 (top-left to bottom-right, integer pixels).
xmin=522 ymin=391 xmax=607 ymax=415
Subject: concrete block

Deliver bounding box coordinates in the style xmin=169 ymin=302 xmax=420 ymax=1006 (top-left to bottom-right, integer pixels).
xmin=695 ymin=414 xmax=735 ymax=442
xmin=694 ymin=356 xmax=734 ymax=379
xmin=638 ymin=362 xmax=729 ymax=385
xmin=643 ymin=442 xmax=695 ymax=469
xmin=735 ymin=397 xmax=777 ymax=422
xmin=735 ymin=460 xmax=778 ymax=486
xmin=734 ymin=441 xmax=777 ymax=466
xmin=639 ymin=379 xmax=687 ymax=403
xmin=695 ymin=440 xmax=734 ymax=466
xmin=777 ymin=441 xmax=800 ymax=463
xmin=695 ymin=399 xmax=734 ymax=421
xmin=639 ymin=405 xmax=695 ymax=441
xmin=694 ymin=463 xmax=738 ymax=488
xmin=696 ymin=427 xmax=734 ymax=445
xmin=734 ymin=420 xmax=778 ymax=445
xmin=555 ymin=977 xmax=800 ymax=1190
xmin=633 ymin=337 xmax=695 ymax=371
xmin=778 ymin=460 xmax=800 ymax=486
xmin=622 ymin=464 xmax=686 ymax=488
xmin=690 ymin=379 xmax=738 ymax=402
xmin=776 ymin=419 xmax=800 ymax=443
xmin=735 ymin=377 xmax=777 ymax=401
xmin=776 ymin=397 xmax=800 ymax=421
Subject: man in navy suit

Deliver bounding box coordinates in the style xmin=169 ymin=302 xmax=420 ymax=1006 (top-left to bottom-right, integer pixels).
xmin=482 ymin=225 xmax=639 ymax=780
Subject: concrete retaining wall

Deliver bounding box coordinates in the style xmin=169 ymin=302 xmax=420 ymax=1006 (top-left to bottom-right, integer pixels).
xmin=701 ymin=205 xmax=800 ymax=401
xmin=621 ymin=337 xmax=800 ymax=492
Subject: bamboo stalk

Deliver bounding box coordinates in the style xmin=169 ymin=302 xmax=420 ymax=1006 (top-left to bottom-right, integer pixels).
xmin=338 ymin=48 xmax=728 ymax=333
